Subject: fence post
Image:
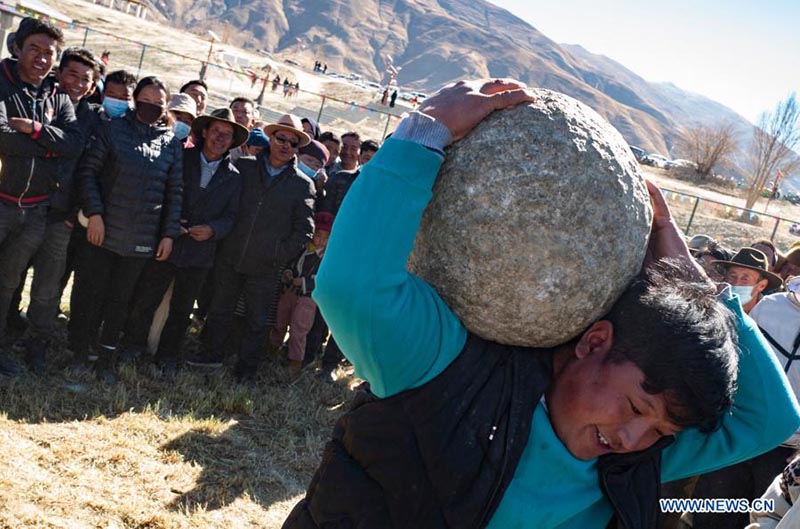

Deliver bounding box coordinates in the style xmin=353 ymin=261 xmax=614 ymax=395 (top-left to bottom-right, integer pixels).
xmin=684 ymin=196 xmax=700 ymax=235
xmin=316 ymin=95 xmax=326 ymax=123
xmin=135 ymin=44 xmax=147 ymax=79
xmin=82 ymin=27 xmax=90 ymax=47
xmin=770 ymin=218 xmax=781 ymax=241
xmin=382 ymin=113 xmax=392 ymax=141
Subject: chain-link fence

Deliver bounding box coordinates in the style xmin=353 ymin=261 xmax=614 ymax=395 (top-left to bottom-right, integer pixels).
xmin=662 ymin=187 xmax=800 ymax=251
xmin=57 ymin=24 xmax=404 ymax=141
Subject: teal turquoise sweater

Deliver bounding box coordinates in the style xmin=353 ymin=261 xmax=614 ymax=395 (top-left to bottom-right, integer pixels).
xmin=313 ymin=123 xmax=800 ymax=528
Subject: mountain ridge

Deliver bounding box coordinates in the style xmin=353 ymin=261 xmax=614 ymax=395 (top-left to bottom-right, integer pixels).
xmin=152 ymin=0 xmax=758 ymax=160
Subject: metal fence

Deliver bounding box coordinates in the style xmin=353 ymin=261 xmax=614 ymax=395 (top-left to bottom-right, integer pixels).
xmin=661 ymin=187 xmax=800 ymax=252
xmin=58 ymin=24 xmax=405 ymax=141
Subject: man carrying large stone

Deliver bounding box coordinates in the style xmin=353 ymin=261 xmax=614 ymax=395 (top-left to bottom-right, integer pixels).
xmin=282 ymin=79 xmax=800 ymax=528
xmin=194 ymin=114 xmax=315 ymax=382
xmin=0 ymin=18 xmax=82 ymax=375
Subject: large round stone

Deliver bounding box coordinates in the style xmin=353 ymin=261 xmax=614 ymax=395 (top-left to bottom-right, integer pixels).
xmin=408 ymin=89 xmax=653 ymax=347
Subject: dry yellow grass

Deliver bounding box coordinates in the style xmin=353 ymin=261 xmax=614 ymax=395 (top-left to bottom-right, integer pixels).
xmin=0 ymin=342 xmax=355 ymax=529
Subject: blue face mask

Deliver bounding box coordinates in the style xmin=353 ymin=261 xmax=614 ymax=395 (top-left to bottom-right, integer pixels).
xmin=173 ymin=121 xmax=191 ymax=141
xmin=298 ymin=160 xmax=318 ymax=180
xmin=103 ymin=96 xmax=130 ymax=119
xmin=730 ymin=285 xmax=755 ymax=306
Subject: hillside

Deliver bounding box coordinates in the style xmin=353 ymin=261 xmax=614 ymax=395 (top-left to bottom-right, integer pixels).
xmin=146 ymin=0 xmax=757 ymax=157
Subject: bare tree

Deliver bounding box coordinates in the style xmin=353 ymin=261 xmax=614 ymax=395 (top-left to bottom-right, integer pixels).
xmin=745 ymin=92 xmax=800 ymax=210
xmin=678 ymin=122 xmax=738 ymax=179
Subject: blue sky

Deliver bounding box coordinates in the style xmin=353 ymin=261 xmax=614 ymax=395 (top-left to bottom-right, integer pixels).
xmin=487 ymin=0 xmax=799 ymax=125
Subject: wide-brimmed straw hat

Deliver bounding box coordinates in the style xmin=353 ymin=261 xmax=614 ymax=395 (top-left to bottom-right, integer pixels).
xmin=712 ymin=247 xmax=784 ymax=291
xmin=263 ymin=114 xmax=311 ymax=147
xmin=191 ymin=107 xmax=249 ymax=149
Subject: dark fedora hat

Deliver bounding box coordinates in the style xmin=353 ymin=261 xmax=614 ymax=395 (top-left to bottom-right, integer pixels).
xmin=712 ymin=247 xmax=784 ymax=291
xmin=191 ymin=107 xmax=249 ymax=149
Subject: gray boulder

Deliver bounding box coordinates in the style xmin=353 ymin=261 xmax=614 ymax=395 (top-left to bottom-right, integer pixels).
xmin=408 ymin=89 xmax=653 ymax=347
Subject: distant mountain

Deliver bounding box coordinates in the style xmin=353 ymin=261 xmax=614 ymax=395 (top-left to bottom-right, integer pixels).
xmin=151 ymin=0 xmax=758 ymax=158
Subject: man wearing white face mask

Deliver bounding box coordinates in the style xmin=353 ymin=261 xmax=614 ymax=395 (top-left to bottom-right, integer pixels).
xmin=297 ymin=139 xmax=330 ymax=203
xmin=713 ymin=247 xmax=784 ymax=314
xmin=166 ymin=93 xmax=196 ymax=146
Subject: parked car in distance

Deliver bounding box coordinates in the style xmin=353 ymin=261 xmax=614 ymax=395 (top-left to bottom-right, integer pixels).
xmin=642 ymin=153 xmax=670 ymax=168
xmin=410 ymin=91 xmax=428 ymax=101
xmin=284 ymin=58 xmax=302 ymax=67
xmin=365 ymin=81 xmax=382 ymax=90
xmin=665 ymin=158 xmax=697 ymax=170
xmin=629 ymin=145 xmax=646 ymax=161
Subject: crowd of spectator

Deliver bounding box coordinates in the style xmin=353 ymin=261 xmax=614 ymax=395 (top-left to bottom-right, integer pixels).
xmin=0 ymin=17 xmax=380 ymax=384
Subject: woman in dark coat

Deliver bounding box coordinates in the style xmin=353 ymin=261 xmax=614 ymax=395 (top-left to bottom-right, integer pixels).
xmin=68 ymin=76 xmax=183 ymax=382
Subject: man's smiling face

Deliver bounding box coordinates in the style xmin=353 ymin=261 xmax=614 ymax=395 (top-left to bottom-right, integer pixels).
xmin=15 ymin=33 xmax=58 ymax=85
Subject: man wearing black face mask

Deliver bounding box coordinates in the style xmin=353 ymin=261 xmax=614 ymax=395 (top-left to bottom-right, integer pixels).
xmin=0 ymin=18 xmax=83 ymax=375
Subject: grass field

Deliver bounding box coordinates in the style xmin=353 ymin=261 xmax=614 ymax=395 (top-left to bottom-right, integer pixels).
xmin=0 ymin=324 xmax=355 ymax=528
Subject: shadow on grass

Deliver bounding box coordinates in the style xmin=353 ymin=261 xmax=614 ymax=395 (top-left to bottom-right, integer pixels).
xmin=162 ymin=417 xmax=295 ymax=511
xmin=158 ymin=371 xmax=352 ymax=512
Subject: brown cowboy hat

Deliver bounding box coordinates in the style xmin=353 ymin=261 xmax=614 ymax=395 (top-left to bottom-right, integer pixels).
xmin=191 ymin=108 xmax=249 ymax=149
xmin=263 ymin=114 xmax=311 ymax=147
xmin=712 ymin=247 xmax=784 ymax=291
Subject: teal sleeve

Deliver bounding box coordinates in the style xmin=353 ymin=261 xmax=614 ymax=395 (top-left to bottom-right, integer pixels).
xmin=661 ymin=292 xmax=800 ymax=482
xmin=313 ymin=138 xmax=468 ymax=398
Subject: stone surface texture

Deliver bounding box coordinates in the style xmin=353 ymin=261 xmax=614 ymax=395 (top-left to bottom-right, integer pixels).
xmin=408 ymin=89 xmax=653 ymax=347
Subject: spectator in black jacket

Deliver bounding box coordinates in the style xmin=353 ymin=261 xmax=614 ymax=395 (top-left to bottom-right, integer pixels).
xmin=318 ymin=132 xmax=362 ymax=217
xmin=122 ymin=108 xmax=247 ymax=374
xmin=69 ymin=76 xmax=183 ymax=383
xmin=298 ymin=139 xmax=329 ymax=202
xmin=18 ymin=47 xmax=102 ymax=373
xmin=319 ymin=131 xmax=341 ymax=174
xmin=0 ymin=18 xmax=82 ymax=376
xmin=179 ymin=79 xmax=208 ymax=117
xmin=189 ymin=114 xmax=315 ymax=383
xmin=358 ymin=139 xmax=379 ymax=165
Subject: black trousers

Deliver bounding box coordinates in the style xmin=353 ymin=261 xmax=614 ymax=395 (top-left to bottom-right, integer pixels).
xmin=203 ymin=257 xmax=280 ymax=377
xmin=124 ymin=259 xmax=208 ymax=362
xmin=305 ymin=306 xmax=328 ymax=363
xmin=68 ymin=243 xmax=147 ymax=355
xmin=321 ymin=335 xmax=345 ymax=370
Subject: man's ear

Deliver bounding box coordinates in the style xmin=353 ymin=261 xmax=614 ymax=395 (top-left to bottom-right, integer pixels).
xmin=754 ymin=277 xmax=769 ymax=295
xmin=12 ymin=42 xmax=21 ymax=57
xmin=574 ymin=320 xmax=614 ymax=360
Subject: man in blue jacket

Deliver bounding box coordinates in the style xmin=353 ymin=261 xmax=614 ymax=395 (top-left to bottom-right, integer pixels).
xmin=283 ymin=79 xmax=800 ymax=529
